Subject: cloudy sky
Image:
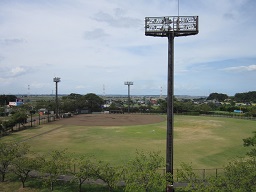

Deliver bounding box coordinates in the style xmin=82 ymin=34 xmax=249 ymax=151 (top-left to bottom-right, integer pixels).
xmin=0 ymin=0 xmax=255 ymax=96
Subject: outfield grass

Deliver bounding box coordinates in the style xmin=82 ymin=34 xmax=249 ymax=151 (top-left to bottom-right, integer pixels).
xmin=1 ymin=115 xmax=255 ymax=169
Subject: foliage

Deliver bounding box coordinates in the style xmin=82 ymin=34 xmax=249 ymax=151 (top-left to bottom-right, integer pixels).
xmin=221 ymin=157 xmax=256 ymax=192
xmin=69 ymin=156 xmax=96 ymax=192
xmin=207 ymin=92 xmax=228 ymax=102
xmin=0 ymin=111 xmax=28 ymax=134
xmin=61 ymin=93 xmax=104 ymax=113
xmin=177 ymin=157 xmax=256 ymax=192
xmin=39 ymin=149 xmax=70 ymax=191
xmin=11 ymin=150 xmax=40 ymax=188
xmin=1 ymin=119 xmax=16 ymax=134
xmin=0 ymin=95 xmax=17 ymax=106
xmin=12 ymin=111 xmax=28 ymax=124
xmin=243 ymin=131 xmax=256 ymax=157
xmin=176 ymin=162 xmax=209 ymax=191
xmin=123 ymin=150 xmax=171 ymax=192
xmin=93 ymin=160 xmax=121 ymax=192
xmin=35 ymin=100 xmax=55 ymax=112
xmin=0 ymin=142 xmax=29 ymax=182
xmin=83 ymin=93 xmax=104 ymax=112
xmin=157 ymin=99 xmax=167 ymax=113
xmin=234 ymin=91 xmax=256 ymax=103
xmin=63 ymin=93 xmax=83 ymax=100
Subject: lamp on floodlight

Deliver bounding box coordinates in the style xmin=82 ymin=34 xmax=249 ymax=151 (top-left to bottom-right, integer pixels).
xmin=145 ymin=16 xmax=199 ymax=192
xmin=53 ymin=77 xmax=61 ymax=118
xmin=124 ymin=81 xmax=133 ymax=113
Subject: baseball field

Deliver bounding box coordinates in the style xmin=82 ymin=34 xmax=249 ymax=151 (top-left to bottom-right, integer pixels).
xmin=1 ymin=114 xmax=255 ymax=169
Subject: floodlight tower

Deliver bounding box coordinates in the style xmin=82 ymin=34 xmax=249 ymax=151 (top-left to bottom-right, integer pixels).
xmin=145 ymin=16 xmax=199 ymax=191
xmin=124 ymin=81 xmax=133 ymax=113
xmin=53 ymin=77 xmax=61 ymax=118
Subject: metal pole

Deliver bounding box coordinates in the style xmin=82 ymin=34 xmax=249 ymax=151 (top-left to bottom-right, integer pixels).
xmin=166 ymin=33 xmax=174 ymax=192
xmin=128 ymin=84 xmax=130 ymax=113
xmin=55 ymin=81 xmax=58 ymax=118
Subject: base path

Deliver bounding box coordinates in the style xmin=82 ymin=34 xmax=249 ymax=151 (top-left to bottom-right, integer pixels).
xmin=52 ymin=114 xmax=166 ymax=126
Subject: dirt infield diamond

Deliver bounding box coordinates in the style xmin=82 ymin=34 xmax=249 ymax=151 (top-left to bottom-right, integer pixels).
xmin=51 ymin=114 xmax=166 ymax=126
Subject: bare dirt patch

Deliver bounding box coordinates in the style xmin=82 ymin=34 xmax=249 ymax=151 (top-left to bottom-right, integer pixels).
xmin=51 ymin=114 xmax=165 ymax=126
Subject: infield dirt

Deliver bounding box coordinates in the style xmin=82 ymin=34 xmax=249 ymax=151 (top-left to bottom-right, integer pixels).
xmin=51 ymin=114 xmax=166 ymax=126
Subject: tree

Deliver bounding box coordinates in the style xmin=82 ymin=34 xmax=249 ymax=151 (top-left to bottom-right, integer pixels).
xmin=69 ymin=156 xmax=96 ymax=192
xmin=234 ymin=91 xmax=256 ymax=103
xmin=207 ymin=92 xmax=228 ymax=102
xmin=243 ymin=131 xmax=256 ymax=157
xmin=40 ymin=150 xmax=70 ymax=191
xmin=197 ymin=103 xmax=212 ymax=114
xmin=93 ymin=160 xmax=121 ymax=192
xmin=61 ymin=93 xmax=83 ymax=112
xmin=123 ymin=150 xmax=171 ymax=192
xmin=11 ymin=151 xmax=40 ymax=188
xmin=63 ymin=93 xmax=83 ymax=100
xmin=0 ymin=95 xmax=17 ymax=106
xmin=83 ymin=93 xmax=104 ymax=112
xmin=11 ymin=111 xmax=28 ymax=130
xmin=0 ymin=142 xmax=29 ymax=182
xmin=35 ymin=100 xmax=55 ymax=112
xmin=1 ymin=119 xmax=16 ymax=134
xmin=157 ymin=99 xmax=167 ymax=113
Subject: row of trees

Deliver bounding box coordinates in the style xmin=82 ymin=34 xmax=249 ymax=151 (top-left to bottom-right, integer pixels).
xmin=234 ymin=91 xmax=256 ymax=103
xmin=2 ymin=91 xmax=256 ymax=117
xmin=0 ymin=142 xmax=170 ymax=192
xmin=1 ymin=132 xmax=255 ymax=191
xmin=0 ymin=93 xmax=104 ymax=117
xmin=28 ymin=93 xmax=105 ymax=114
xmin=206 ymin=91 xmax=256 ymax=103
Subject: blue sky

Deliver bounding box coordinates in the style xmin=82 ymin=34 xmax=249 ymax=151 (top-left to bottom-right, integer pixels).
xmin=0 ymin=0 xmax=255 ymax=96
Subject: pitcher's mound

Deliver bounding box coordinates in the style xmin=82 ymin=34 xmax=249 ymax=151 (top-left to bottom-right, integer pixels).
xmin=53 ymin=114 xmax=165 ymax=126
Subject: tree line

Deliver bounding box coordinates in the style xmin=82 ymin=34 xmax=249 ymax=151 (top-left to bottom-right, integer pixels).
xmin=1 ymin=91 xmax=256 ymax=117
xmin=0 ymin=142 xmax=170 ymax=192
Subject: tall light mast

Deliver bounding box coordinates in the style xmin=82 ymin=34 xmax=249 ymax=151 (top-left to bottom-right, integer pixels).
xmin=145 ymin=15 xmax=199 ymax=191
xmin=53 ymin=77 xmax=61 ymax=118
xmin=124 ymin=81 xmax=133 ymax=113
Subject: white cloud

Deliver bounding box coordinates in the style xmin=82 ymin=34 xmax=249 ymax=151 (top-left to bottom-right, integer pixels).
xmin=10 ymin=66 xmax=26 ymax=76
xmin=222 ymin=65 xmax=256 ymax=72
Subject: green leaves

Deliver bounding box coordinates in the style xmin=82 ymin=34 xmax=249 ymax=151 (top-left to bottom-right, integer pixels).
xmin=243 ymin=131 xmax=256 ymax=157
xmin=0 ymin=142 xmax=29 ymax=182
xmin=39 ymin=149 xmax=70 ymax=191
xmin=69 ymin=156 xmax=96 ymax=192
xmin=93 ymin=161 xmax=121 ymax=192
xmin=123 ymin=150 xmax=170 ymax=192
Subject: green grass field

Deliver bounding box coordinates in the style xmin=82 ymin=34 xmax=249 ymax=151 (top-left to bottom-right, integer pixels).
xmin=1 ymin=115 xmax=255 ymax=169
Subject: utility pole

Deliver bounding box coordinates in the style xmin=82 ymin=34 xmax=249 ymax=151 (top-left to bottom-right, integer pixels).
xmin=124 ymin=81 xmax=133 ymax=113
xmin=145 ymin=16 xmax=199 ymax=191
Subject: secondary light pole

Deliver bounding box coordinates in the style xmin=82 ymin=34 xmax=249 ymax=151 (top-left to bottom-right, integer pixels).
xmin=124 ymin=81 xmax=133 ymax=113
xmin=145 ymin=16 xmax=199 ymax=191
xmin=53 ymin=77 xmax=61 ymax=118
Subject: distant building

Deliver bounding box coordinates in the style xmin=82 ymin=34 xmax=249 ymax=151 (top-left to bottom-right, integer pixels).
xmin=8 ymin=98 xmax=24 ymax=106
